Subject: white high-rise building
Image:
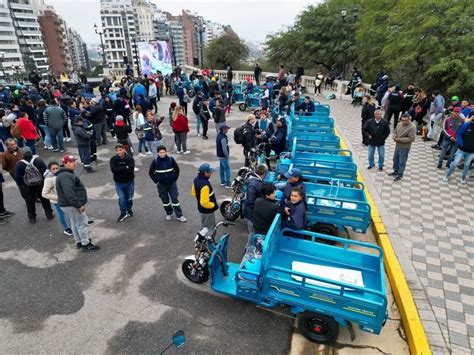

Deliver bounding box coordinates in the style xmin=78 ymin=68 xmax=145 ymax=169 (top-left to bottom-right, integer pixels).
xmin=0 ymin=0 xmax=48 ymax=78
xmin=67 ymin=28 xmax=89 ymax=72
xmin=100 ymin=0 xmax=157 ymax=72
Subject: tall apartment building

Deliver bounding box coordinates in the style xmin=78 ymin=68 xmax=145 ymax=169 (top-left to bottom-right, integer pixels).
xmin=100 ymin=0 xmax=157 ymax=72
xmin=181 ymin=10 xmax=205 ymax=67
xmin=38 ymin=8 xmax=72 ymax=75
xmin=67 ymin=28 xmax=90 ymax=72
xmin=0 ymin=0 xmax=48 ymax=76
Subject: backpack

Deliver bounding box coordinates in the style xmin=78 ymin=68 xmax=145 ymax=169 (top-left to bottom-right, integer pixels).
xmin=234 ymin=125 xmax=245 ymax=144
xmin=10 ymin=122 xmax=22 ymax=139
xmin=21 ymin=158 xmax=43 ymax=186
xmin=183 ymin=93 xmax=191 ymax=103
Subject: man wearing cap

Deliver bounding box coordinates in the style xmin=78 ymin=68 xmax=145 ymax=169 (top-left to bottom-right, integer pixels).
xmin=13 ymin=147 xmax=54 ymax=223
xmin=192 ymin=163 xmax=218 ymax=230
xmin=281 ymin=168 xmax=305 ymax=204
xmin=437 ymin=107 xmax=464 ymax=169
xmin=56 ymin=155 xmax=99 ymax=251
xmin=243 ymin=164 xmax=267 ymax=235
xmin=216 ymin=124 xmax=231 ymax=188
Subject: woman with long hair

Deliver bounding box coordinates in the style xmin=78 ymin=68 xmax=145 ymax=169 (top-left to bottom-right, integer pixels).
xmin=171 ymin=105 xmax=190 ymax=154
xmin=134 ymin=104 xmax=148 ymax=157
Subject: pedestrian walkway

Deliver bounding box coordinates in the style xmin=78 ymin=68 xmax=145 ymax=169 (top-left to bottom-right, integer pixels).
xmin=323 ymin=95 xmax=473 ymax=354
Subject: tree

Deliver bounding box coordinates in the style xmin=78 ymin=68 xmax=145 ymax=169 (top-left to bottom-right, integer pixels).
xmin=356 ymin=0 xmax=473 ymax=97
xmin=265 ymin=0 xmax=362 ymax=77
xmin=204 ymin=32 xmax=249 ymax=70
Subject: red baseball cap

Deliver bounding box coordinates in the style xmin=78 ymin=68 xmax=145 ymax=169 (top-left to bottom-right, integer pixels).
xmin=62 ymin=155 xmax=77 ymax=164
xmin=453 ymin=107 xmax=461 ymax=112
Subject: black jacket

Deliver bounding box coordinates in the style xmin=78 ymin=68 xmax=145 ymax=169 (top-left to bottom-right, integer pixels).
xmin=253 ymin=197 xmax=281 ymax=235
xmin=89 ymin=104 xmax=106 ymax=124
xmin=363 ymin=118 xmax=390 ymax=146
xmin=56 ymin=168 xmax=88 ymax=208
xmin=110 ymin=154 xmax=135 ymax=183
xmin=361 ymin=103 xmax=375 ymax=122
xmin=242 ymin=121 xmax=257 ymax=151
xmin=72 ymin=124 xmax=92 ymax=145
xmin=192 ymin=97 xmax=202 ymax=115
xmin=243 ymin=174 xmax=263 ymax=221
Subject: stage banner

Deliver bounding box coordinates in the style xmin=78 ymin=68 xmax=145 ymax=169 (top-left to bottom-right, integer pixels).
xmin=137 ymin=40 xmax=172 ymax=76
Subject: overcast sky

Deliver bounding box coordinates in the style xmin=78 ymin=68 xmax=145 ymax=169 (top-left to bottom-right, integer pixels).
xmin=45 ymin=0 xmax=316 ymax=45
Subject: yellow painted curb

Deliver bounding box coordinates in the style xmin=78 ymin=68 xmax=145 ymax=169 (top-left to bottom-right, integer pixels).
xmin=335 ymin=129 xmax=432 ymax=355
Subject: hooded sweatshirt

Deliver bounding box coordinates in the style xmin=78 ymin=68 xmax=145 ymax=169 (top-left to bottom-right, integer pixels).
xmin=42 ymin=170 xmax=59 ymax=204
xmin=56 ymin=168 xmax=88 ymax=208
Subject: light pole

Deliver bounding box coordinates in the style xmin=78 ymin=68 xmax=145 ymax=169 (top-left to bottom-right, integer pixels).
xmin=193 ymin=22 xmax=204 ymax=69
xmin=131 ymin=37 xmax=141 ymax=77
xmin=340 ymin=6 xmax=359 ymax=80
xmin=94 ymin=23 xmax=106 ymax=66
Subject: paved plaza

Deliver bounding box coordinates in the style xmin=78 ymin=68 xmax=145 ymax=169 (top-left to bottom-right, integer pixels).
xmin=0 ymin=96 xmax=412 ymax=354
xmin=324 ymin=93 xmax=474 ymax=354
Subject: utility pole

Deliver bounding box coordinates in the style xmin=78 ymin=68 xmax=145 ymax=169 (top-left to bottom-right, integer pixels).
xmin=132 ymin=37 xmax=141 ymax=77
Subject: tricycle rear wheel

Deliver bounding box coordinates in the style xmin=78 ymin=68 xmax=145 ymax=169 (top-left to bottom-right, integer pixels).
xmin=182 ymin=259 xmax=209 ymax=283
xmin=220 ymin=200 xmax=240 ymax=221
xmin=238 ymin=103 xmax=247 ymax=111
xmin=298 ymin=311 xmax=339 ymax=344
xmin=310 ymin=223 xmax=339 ymax=245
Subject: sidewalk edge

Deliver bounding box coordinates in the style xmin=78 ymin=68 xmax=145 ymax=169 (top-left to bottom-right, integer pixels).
xmin=336 ymin=130 xmax=432 ymax=355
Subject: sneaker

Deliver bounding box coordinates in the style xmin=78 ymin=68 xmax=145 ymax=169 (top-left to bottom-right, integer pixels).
xmin=442 ymin=175 xmax=449 ymax=182
xmin=436 ymin=164 xmax=442 ymax=169
xmin=387 ymin=172 xmax=397 ymax=176
xmin=202 ymin=136 xmax=208 ymax=140
xmin=0 ymin=211 xmax=15 ymax=218
xmin=378 ymin=167 xmax=383 ymax=172
xmin=367 ymin=166 xmax=374 ymax=170
xmin=220 ymin=183 xmax=226 ymax=186
xmin=81 ymin=242 xmax=100 ymax=252
xmin=225 ymin=185 xmax=232 ymax=189
xmin=176 ymin=150 xmax=183 ymax=154
xmin=87 ymin=220 xmax=94 ymax=225
xmin=165 ymin=214 xmax=172 ymax=221
xmin=63 ymin=228 xmax=73 ymax=236
xmin=134 ymin=167 xmax=140 ymax=172
xmin=53 ymin=149 xmax=59 ymax=152
xmin=46 ymin=213 xmax=55 ymax=220
xmin=138 ymin=153 xmax=146 ymax=157
xmin=127 ymin=210 xmax=134 ymax=217
xmin=146 ymin=151 xmax=152 ymax=155
xmin=66 ymin=137 xmax=72 ymax=142
xmin=197 ymin=133 xmax=201 ymax=137
xmin=76 ymin=242 xmax=82 ymax=249
xmin=176 ymin=216 xmax=187 ymax=222
xmin=461 ymin=178 xmax=467 ymax=185
xmin=29 ymin=216 xmax=36 ymax=224
xmin=59 ymin=150 xmax=65 ymax=153
xmin=117 ymin=213 xmax=129 ymax=222
xmin=394 ymin=176 xmax=402 ymax=182
xmin=47 ymin=146 xmax=54 ymax=150
xmin=183 ymin=150 xmax=191 ymax=155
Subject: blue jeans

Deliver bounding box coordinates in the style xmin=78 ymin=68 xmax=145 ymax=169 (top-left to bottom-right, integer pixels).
xmin=24 ymin=139 xmax=36 ymax=155
xmin=53 ymin=203 xmax=70 ymax=230
xmin=392 ymin=147 xmax=410 ymax=178
xmin=138 ymin=137 xmax=147 ymax=153
xmin=219 ymin=157 xmax=231 ymax=186
xmin=157 ymin=181 xmax=183 ymax=217
xmin=446 ymin=149 xmax=474 ymax=179
xmin=368 ymin=145 xmax=385 ymax=169
xmin=39 ymin=124 xmax=51 ymax=147
xmin=49 ymin=127 xmax=64 ymax=150
xmin=115 ymin=181 xmax=134 ymax=214
xmin=438 ymin=138 xmax=457 ymax=168
xmin=195 ymin=113 xmax=201 ymax=135
xmin=146 ymin=139 xmax=163 ymax=159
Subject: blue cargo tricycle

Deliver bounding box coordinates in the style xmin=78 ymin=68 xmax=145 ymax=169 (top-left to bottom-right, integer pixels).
xmin=182 ymin=217 xmax=387 ymax=344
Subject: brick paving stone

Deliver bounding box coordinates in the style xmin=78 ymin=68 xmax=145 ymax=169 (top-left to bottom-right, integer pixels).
xmin=323 ymin=96 xmax=473 ymax=351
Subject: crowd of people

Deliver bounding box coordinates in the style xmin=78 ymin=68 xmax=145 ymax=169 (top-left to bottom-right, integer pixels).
xmin=358 ymin=72 xmax=473 ymax=183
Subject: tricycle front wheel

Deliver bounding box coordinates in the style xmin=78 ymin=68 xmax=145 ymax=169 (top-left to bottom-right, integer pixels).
xmin=298 ymin=311 xmax=339 ymax=344
xmin=182 ymin=259 xmax=209 ymax=283
xmin=238 ymin=103 xmax=247 ymax=111
xmin=220 ymin=200 xmax=240 ymax=221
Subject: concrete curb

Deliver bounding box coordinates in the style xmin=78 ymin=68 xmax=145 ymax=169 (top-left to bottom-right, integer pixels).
xmin=336 ymin=130 xmax=432 ymax=355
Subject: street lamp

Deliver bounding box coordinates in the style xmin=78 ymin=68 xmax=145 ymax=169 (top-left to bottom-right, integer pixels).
xmin=193 ymin=22 xmax=205 ymax=69
xmin=131 ymin=37 xmax=142 ymax=77
xmin=166 ymin=29 xmax=177 ymax=67
xmin=94 ymin=23 xmax=106 ymax=66
xmin=340 ymin=6 xmax=359 ymax=80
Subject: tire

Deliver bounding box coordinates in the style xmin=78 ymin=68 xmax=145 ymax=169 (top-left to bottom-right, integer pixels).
xmin=182 ymin=259 xmax=209 ymax=283
xmin=238 ymin=103 xmax=247 ymax=111
xmin=298 ymin=311 xmax=339 ymax=344
xmin=220 ymin=200 xmax=240 ymax=221
xmin=169 ymin=88 xmax=176 ymax=95
xmin=253 ymin=109 xmax=260 ymax=117
xmin=310 ymin=223 xmax=339 ymax=245
xmin=188 ymin=89 xmax=195 ymax=98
